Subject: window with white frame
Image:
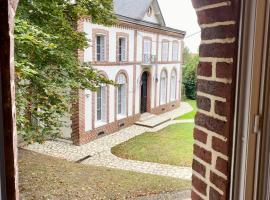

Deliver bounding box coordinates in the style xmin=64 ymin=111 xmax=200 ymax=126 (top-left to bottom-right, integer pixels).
xmin=143 ymin=38 xmax=151 ymax=63
xmin=96 ymin=35 xmax=105 ymax=61
xmin=170 ymin=69 xmax=177 ymax=100
xmin=162 ymin=41 xmax=169 ymax=61
xmin=96 ymin=85 xmax=107 ymax=122
xmin=172 ymin=42 xmax=179 ymax=61
xmin=117 ymin=74 xmax=127 ymax=116
xmin=118 ymin=37 xmax=127 ymax=62
xmin=160 ymin=70 xmax=167 ymax=105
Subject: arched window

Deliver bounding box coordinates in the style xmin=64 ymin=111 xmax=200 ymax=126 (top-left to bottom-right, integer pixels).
xmin=117 ymin=73 xmax=127 ymax=116
xmin=96 ymin=83 xmax=107 ymax=123
xmin=170 ymin=69 xmax=177 ymax=101
xmin=160 ymin=70 xmax=167 ymax=105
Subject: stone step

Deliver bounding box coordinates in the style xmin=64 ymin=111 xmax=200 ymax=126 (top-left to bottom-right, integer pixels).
xmin=135 ymin=115 xmax=171 ymax=128
xmin=139 ymin=113 xmax=157 ymax=121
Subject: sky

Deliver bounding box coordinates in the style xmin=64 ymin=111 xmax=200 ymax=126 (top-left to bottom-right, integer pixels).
xmin=158 ymin=0 xmax=200 ymax=53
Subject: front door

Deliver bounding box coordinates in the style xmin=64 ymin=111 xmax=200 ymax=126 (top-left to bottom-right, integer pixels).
xmin=140 ymin=72 xmax=148 ymax=113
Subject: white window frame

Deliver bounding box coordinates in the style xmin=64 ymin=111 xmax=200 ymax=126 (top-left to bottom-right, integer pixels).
xmin=143 ymin=38 xmax=151 ymax=63
xmin=170 ymin=69 xmax=177 ymax=101
xmin=117 ymin=74 xmax=127 ymax=118
xmin=118 ymin=37 xmax=127 ymax=62
xmin=162 ymin=41 xmax=169 ymax=61
xmin=172 ymin=41 xmax=179 ymax=61
xmin=96 ymin=85 xmax=107 ymax=127
xmin=160 ymin=70 xmax=167 ymax=105
xmin=96 ymin=34 xmax=106 ymax=62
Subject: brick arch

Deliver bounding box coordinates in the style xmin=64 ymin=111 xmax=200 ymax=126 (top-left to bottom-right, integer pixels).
xmin=3 ymin=0 xmax=240 ymax=199
xmin=191 ymin=1 xmax=238 ymax=199
xmin=114 ymin=70 xmax=129 ymax=121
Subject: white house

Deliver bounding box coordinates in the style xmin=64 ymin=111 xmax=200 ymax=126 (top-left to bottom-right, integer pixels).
xmin=69 ymin=0 xmax=186 ymax=145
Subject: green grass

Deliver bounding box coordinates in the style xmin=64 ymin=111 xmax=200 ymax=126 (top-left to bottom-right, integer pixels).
xmin=19 ymin=150 xmax=191 ymax=200
xmin=112 ymin=123 xmax=194 ymax=167
xmin=175 ymin=100 xmax=197 ymax=120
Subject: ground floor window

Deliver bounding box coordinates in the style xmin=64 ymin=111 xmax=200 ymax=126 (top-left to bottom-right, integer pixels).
xmin=117 ymin=74 xmax=127 ymax=116
xmin=160 ymin=70 xmax=167 ymax=105
xmin=96 ymin=85 xmax=107 ymax=122
xmin=170 ymin=69 xmax=177 ymax=101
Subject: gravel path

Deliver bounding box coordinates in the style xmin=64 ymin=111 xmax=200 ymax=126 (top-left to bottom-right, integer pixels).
xmin=25 ymin=102 xmax=193 ymax=180
xmin=134 ymin=190 xmax=191 ymax=200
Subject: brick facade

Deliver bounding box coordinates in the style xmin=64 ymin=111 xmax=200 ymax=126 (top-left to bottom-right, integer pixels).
xmin=191 ymin=0 xmax=239 ymax=199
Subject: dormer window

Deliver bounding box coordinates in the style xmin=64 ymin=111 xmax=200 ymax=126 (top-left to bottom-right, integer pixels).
xmin=147 ymin=6 xmax=153 ymax=17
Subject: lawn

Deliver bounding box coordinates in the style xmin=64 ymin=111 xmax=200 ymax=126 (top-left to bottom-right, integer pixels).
xmin=176 ymin=100 xmax=197 ymax=120
xmin=19 ymin=149 xmax=191 ymax=200
xmin=111 ymin=123 xmax=194 ymax=167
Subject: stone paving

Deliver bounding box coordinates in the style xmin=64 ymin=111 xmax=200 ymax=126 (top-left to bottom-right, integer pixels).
xmin=26 ymin=102 xmax=193 ymax=180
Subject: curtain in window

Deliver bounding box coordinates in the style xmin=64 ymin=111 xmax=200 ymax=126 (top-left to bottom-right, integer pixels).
xmin=117 ymin=74 xmax=127 ymax=115
xmin=160 ymin=70 xmax=167 ymax=105
xmin=170 ymin=70 xmax=177 ymax=100
xmin=162 ymin=41 xmax=169 ymax=61
xmin=96 ymin=35 xmax=105 ymax=61
xmin=172 ymin=42 xmax=179 ymax=61
xmin=96 ymin=86 xmax=107 ymax=122
xmin=119 ymin=38 xmax=126 ymax=61
xmin=143 ymin=39 xmax=151 ymax=63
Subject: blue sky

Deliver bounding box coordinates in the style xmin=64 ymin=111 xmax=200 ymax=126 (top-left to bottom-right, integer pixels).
xmin=158 ymin=0 xmax=200 ymax=53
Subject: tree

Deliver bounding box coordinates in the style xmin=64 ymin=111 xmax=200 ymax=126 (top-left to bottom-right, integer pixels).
xmin=182 ymin=47 xmax=199 ymax=100
xmin=15 ymin=0 xmax=116 ymax=143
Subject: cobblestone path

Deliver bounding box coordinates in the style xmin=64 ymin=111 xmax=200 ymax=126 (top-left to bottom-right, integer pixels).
xmin=26 ymin=102 xmax=193 ymax=180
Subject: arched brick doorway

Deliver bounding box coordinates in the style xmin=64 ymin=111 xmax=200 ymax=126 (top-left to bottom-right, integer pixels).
xmin=1 ymin=0 xmax=240 ymax=199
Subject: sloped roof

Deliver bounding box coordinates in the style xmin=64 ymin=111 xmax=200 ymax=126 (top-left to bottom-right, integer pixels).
xmin=113 ymin=0 xmax=185 ymax=37
xmin=114 ymin=0 xmax=165 ymax=26
xmin=114 ymin=0 xmax=153 ymax=20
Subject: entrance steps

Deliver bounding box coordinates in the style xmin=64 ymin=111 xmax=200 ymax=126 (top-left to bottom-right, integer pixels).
xmin=135 ymin=113 xmax=171 ymax=128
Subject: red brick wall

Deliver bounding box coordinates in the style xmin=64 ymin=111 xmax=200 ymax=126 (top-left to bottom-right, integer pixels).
xmin=191 ymin=0 xmax=239 ymax=199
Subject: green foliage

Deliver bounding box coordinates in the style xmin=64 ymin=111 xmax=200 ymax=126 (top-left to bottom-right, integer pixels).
xmin=15 ymin=0 xmax=115 ymax=143
xmin=182 ymin=47 xmax=199 ymax=100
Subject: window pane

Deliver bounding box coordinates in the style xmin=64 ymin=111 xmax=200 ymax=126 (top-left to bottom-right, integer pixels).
xmin=101 ymin=86 xmax=107 ymax=122
xmin=96 ymin=35 xmax=105 ymax=61
xmin=118 ymin=86 xmax=122 ymax=114
xmin=97 ymin=87 xmax=102 ymax=121
xmin=119 ymin=38 xmax=126 ymax=61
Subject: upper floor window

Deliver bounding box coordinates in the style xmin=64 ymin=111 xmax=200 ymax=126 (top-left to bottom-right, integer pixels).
xmin=162 ymin=40 xmax=169 ymax=61
xmin=172 ymin=41 xmax=179 ymax=61
xmin=118 ymin=37 xmax=127 ymax=62
xmin=96 ymin=35 xmax=105 ymax=61
xmin=147 ymin=6 xmax=153 ymax=17
xmin=116 ymin=74 xmax=127 ymax=116
xmin=143 ymin=38 xmax=152 ymax=63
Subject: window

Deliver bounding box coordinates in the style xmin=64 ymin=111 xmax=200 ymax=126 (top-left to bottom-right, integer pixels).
xmin=143 ymin=38 xmax=151 ymax=63
xmin=118 ymin=37 xmax=127 ymax=62
xmin=170 ymin=69 xmax=177 ymax=100
xmin=162 ymin=41 xmax=169 ymax=61
xmin=147 ymin=6 xmax=153 ymax=16
xmin=117 ymin=74 xmax=127 ymax=116
xmin=160 ymin=70 xmax=167 ymax=105
xmin=96 ymin=35 xmax=105 ymax=61
xmin=172 ymin=42 xmax=179 ymax=61
xmin=96 ymin=85 xmax=107 ymax=122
